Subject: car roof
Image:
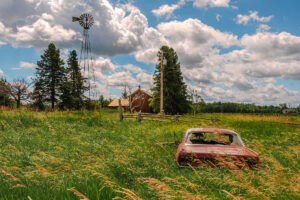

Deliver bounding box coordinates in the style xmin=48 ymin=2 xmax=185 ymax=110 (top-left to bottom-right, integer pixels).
xmin=185 ymin=128 xmax=238 ymax=136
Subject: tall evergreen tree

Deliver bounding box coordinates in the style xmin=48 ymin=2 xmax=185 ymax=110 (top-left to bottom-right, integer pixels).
xmin=59 ymin=78 xmax=73 ymax=110
xmin=150 ymin=46 xmax=191 ymax=114
xmin=31 ymin=80 xmax=46 ymax=110
xmin=67 ymin=50 xmax=87 ymax=109
xmin=33 ymin=43 xmax=65 ymax=110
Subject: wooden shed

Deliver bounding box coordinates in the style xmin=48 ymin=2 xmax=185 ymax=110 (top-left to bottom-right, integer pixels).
xmin=108 ymin=98 xmax=129 ymax=110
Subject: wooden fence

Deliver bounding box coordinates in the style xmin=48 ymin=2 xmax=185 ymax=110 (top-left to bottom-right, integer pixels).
xmin=119 ymin=111 xmax=219 ymax=125
xmin=116 ymin=98 xmax=219 ymax=125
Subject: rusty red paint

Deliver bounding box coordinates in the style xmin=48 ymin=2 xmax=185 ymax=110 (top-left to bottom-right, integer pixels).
xmin=175 ymin=128 xmax=261 ymax=169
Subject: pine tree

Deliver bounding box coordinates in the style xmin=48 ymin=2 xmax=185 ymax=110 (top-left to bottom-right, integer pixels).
xmin=59 ymin=78 xmax=73 ymax=110
xmin=67 ymin=50 xmax=87 ymax=109
xmin=31 ymin=80 xmax=45 ymax=110
xmin=33 ymin=43 xmax=65 ymax=110
xmin=150 ymin=46 xmax=191 ymax=114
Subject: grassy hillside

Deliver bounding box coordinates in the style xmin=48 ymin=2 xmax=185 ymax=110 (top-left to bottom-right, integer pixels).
xmin=0 ymin=110 xmax=299 ymax=199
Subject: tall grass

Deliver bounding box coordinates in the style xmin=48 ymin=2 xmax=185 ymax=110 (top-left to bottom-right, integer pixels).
xmin=0 ymin=110 xmax=299 ymax=199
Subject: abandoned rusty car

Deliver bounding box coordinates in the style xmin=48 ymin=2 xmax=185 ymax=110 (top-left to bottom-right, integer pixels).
xmin=175 ymin=128 xmax=261 ymax=169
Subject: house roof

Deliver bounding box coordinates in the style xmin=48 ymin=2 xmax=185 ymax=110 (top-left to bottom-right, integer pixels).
xmin=130 ymin=88 xmax=152 ymax=97
xmin=108 ymin=98 xmax=129 ymax=107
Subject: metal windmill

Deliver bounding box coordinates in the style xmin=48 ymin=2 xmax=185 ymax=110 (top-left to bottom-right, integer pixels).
xmin=72 ymin=13 xmax=96 ymax=98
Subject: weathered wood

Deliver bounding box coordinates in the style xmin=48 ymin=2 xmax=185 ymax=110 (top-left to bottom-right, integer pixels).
xmin=181 ymin=115 xmax=219 ymax=121
xmin=122 ymin=113 xmax=220 ymax=125
xmin=137 ymin=115 xmax=171 ymax=119
xmin=136 ymin=111 xmax=142 ymax=122
xmin=118 ymin=99 xmax=123 ymax=121
xmin=123 ymin=116 xmax=136 ymax=119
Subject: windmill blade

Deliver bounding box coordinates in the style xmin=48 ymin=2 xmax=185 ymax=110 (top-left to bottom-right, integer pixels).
xmin=72 ymin=17 xmax=80 ymax=22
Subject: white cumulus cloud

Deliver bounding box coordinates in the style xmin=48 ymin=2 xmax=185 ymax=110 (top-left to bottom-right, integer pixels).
xmin=20 ymin=61 xmax=37 ymax=69
xmin=256 ymin=24 xmax=271 ymax=32
xmin=152 ymin=4 xmax=181 ymax=19
xmin=193 ymin=0 xmax=231 ymax=8
xmin=152 ymin=0 xmax=231 ymax=19
xmin=236 ymin=10 xmax=274 ymax=25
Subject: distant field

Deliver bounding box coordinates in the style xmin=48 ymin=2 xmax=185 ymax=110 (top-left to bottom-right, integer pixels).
xmin=0 ymin=110 xmax=299 ymax=199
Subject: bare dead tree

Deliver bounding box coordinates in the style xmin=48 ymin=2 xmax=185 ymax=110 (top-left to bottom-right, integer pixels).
xmin=10 ymin=78 xmax=30 ymax=108
xmin=118 ymin=83 xmax=145 ymax=113
xmin=128 ymin=85 xmax=146 ymax=113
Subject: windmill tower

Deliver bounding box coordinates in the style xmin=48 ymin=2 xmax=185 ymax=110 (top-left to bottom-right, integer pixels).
xmin=72 ymin=13 xmax=96 ymax=98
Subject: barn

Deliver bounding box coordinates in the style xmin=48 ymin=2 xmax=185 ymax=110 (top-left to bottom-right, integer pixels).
xmin=129 ymin=87 xmax=152 ymax=113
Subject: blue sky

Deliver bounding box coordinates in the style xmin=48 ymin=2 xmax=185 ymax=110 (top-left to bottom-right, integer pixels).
xmin=0 ymin=0 xmax=299 ymax=106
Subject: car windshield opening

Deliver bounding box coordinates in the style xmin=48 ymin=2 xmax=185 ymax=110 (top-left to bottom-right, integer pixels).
xmin=186 ymin=132 xmax=243 ymax=146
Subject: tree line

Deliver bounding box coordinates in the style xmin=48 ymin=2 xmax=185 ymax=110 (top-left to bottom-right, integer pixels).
xmin=189 ymin=101 xmax=300 ymax=114
xmin=0 ymin=43 xmax=111 ymax=110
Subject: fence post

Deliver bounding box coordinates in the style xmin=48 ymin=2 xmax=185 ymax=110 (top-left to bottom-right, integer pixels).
xmin=174 ymin=115 xmax=179 ymax=122
xmin=118 ymin=99 xmax=123 ymax=121
xmin=136 ymin=111 xmax=142 ymax=122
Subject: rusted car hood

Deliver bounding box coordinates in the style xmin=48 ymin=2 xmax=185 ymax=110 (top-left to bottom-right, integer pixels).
xmin=183 ymin=145 xmax=258 ymax=157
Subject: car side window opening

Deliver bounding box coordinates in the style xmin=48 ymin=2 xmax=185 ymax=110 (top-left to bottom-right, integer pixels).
xmin=186 ymin=132 xmax=243 ymax=146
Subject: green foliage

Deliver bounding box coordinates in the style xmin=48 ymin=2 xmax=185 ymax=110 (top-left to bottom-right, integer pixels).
xmin=189 ymin=90 xmax=206 ymax=114
xmin=99 ymin=95 xmax=110 ymax=108
xmin=32 ymin=43 xmax=65 ymax=110
xmin=0 ymin=77 xmax=12 ymax=107
xmin=279 ymin=103 xmax=288 ymax=109
xmin=84 ymin=100 xmax=100 ymax=110
xmin=58 ymin=80 xmax=74 ymax=110
xmin=31 ymin=79 xmax=45 ymax=110
xmin=192 ymin=102 xmax=284 ymax=114
xmin=32 ymin=47 xmax=87 ymax=111
xmin=0 ymin=111 xmax=299 ymax=199
xmin=67 ymin=50 xmax=87 ymax=109
xmin=150 ymin=46 xmax=191 ymax=114
xmin=59 ymin=50 xmax=87 ymax=110
xmin=297 ymin=105 xmax=300 ymax=113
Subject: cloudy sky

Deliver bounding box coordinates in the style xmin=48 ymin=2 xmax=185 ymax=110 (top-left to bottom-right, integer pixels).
xmin=0 ymin=0 xmax=300 ymax=106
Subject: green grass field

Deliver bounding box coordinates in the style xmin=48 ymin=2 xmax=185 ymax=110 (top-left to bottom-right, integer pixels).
xmin=0 ymin=110 xmax=299 ymax=200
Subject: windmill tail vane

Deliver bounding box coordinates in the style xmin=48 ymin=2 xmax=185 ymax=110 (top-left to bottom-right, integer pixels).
xmin=72 ymin=17 xmax=80 ymax=22
xmin=72 ymin=13 xmax=97 ymax=98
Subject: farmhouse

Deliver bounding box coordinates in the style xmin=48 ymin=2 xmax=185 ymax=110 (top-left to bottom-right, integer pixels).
xmin=108 ymin=87 xmax=152 ymax=113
